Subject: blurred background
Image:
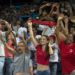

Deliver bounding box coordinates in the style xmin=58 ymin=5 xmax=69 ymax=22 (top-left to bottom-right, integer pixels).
xmin=0 ymin=0 xmax=69 ymax=5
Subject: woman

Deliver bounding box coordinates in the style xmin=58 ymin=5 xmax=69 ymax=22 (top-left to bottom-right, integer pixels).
xmin=27 ymin=20 xmax=53 ymax=75
xmin=3 ymin=32 xmax=15 ymax=75
xmin=1 ymin=32 xmax=33 ymax=75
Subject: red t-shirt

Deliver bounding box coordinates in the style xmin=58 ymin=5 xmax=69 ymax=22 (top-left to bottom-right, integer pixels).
xmin=5 ymin=40 xmax=15 ymax=59
xmin=36 ymin=45 xmax=49 ymax=65
xmin=59 ymin=40 xmax=75 ymax=75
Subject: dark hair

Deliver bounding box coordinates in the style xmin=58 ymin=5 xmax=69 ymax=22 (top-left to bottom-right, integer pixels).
xmin=45 ymin=43 xmax=50 ymax=60
xmin=6 ymin=32 xmax=11 ymax=42
xmin=6 ymin=32 xmax=15 ymax=46
xmin=41 ymin=35 xmax=49 ymax=40
xmin=41 ymin=35 xmax=50 ymax=58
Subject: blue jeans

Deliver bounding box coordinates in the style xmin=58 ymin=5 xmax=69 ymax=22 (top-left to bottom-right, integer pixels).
xmin=50 ymin=62 xmax=58 ymax=75
xmin=3 ymin=58 xmax=13 ymax=75
xmin=36 ymin=70 xmax=50 ymax=75
xmin=0 ymin=57 xmax=5 ymax=75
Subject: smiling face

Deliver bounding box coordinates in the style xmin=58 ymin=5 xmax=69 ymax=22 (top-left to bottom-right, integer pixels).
xmin=40 ymin=35 xmax=48 ymax=45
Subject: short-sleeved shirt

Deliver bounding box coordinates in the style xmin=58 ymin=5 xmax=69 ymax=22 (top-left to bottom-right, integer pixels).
xmin=59 ymin=40 xmax=75 ymax=74
xmin=36 ymin=45 xmax=50 ymax=65
xmin=13 ymin=52 xmax=32 ymax=75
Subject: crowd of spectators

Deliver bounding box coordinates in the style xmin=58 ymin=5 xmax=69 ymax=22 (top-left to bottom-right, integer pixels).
xmin=0 ymin=1 xmax=75 ymax=75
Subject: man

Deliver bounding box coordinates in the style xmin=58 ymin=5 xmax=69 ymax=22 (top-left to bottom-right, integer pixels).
xmin=56 ymin=14 xmax=75 ymax=75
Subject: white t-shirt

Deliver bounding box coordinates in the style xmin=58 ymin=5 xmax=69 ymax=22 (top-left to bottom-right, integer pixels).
xmin=18 ymin=27 xmax=27 ymax=37
xmin=0 ymin=41 xmax=5 ymax=56
xmin=50 ymin=43 xmax=59 ymax=62
xmin=0 ymin=31 xmax=6 ymax=56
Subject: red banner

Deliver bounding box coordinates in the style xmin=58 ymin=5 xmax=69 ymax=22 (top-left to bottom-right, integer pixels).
xmin=32 ymin=19 xmax=57 ymax=27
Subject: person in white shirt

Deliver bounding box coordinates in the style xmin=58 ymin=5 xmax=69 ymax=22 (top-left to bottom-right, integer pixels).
xmin=16 ymin=26 xmax=27 ymax=45
xmin=0 ymin=20 xmax=12 ymax=75
xmin=49 ymin=35 xmax=59 ymax=75
xmin=18 ymin=27 xmax=27 ymax=37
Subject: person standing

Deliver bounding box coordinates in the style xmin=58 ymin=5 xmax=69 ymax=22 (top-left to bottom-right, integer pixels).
xmin=0 ymin=19 xmax=13 ymax=75
xmin=49 ymin=35 xmax=59 ymax=75
xmin=27 ymin=20 xmax=53 ymax=75
xmin=56 ymin=14 xmax=75 ymax=75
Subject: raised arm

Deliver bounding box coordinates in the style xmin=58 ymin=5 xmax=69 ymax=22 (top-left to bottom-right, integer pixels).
xmin=49 ymin=3 xmax=60 ymax=16
xmin=3 ymin=20 xmax=12 ymax=32
xmin=55 ymin=14 xmax=67 ymax=43
xmin=0 ymin=36 xmax=16 ymax=54
xmin=61 ymin=16 xmax=69 ymax=36
xmin=55 ymin=18 xmax=61 ymax=43
xmin=48 ymin=43 xmax=53 ymax=55
xmin=5 ymin=43 xmax=16 ymax=54
xmin=27 ymin=20 xmax=38 ymax=46
xmin=39 ymin=3 xmax=51 ymax=15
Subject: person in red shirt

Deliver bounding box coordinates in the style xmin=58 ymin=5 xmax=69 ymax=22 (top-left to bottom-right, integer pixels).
xmin=56 ymin=14 xmax=75 ymax=75
xmin=3 ymin=32 xmax=16 ymax=75
xmin=0 ymin=20 xmax=15 ymax=75
xmin=27 ymin=20 xmax=53 ymax=75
